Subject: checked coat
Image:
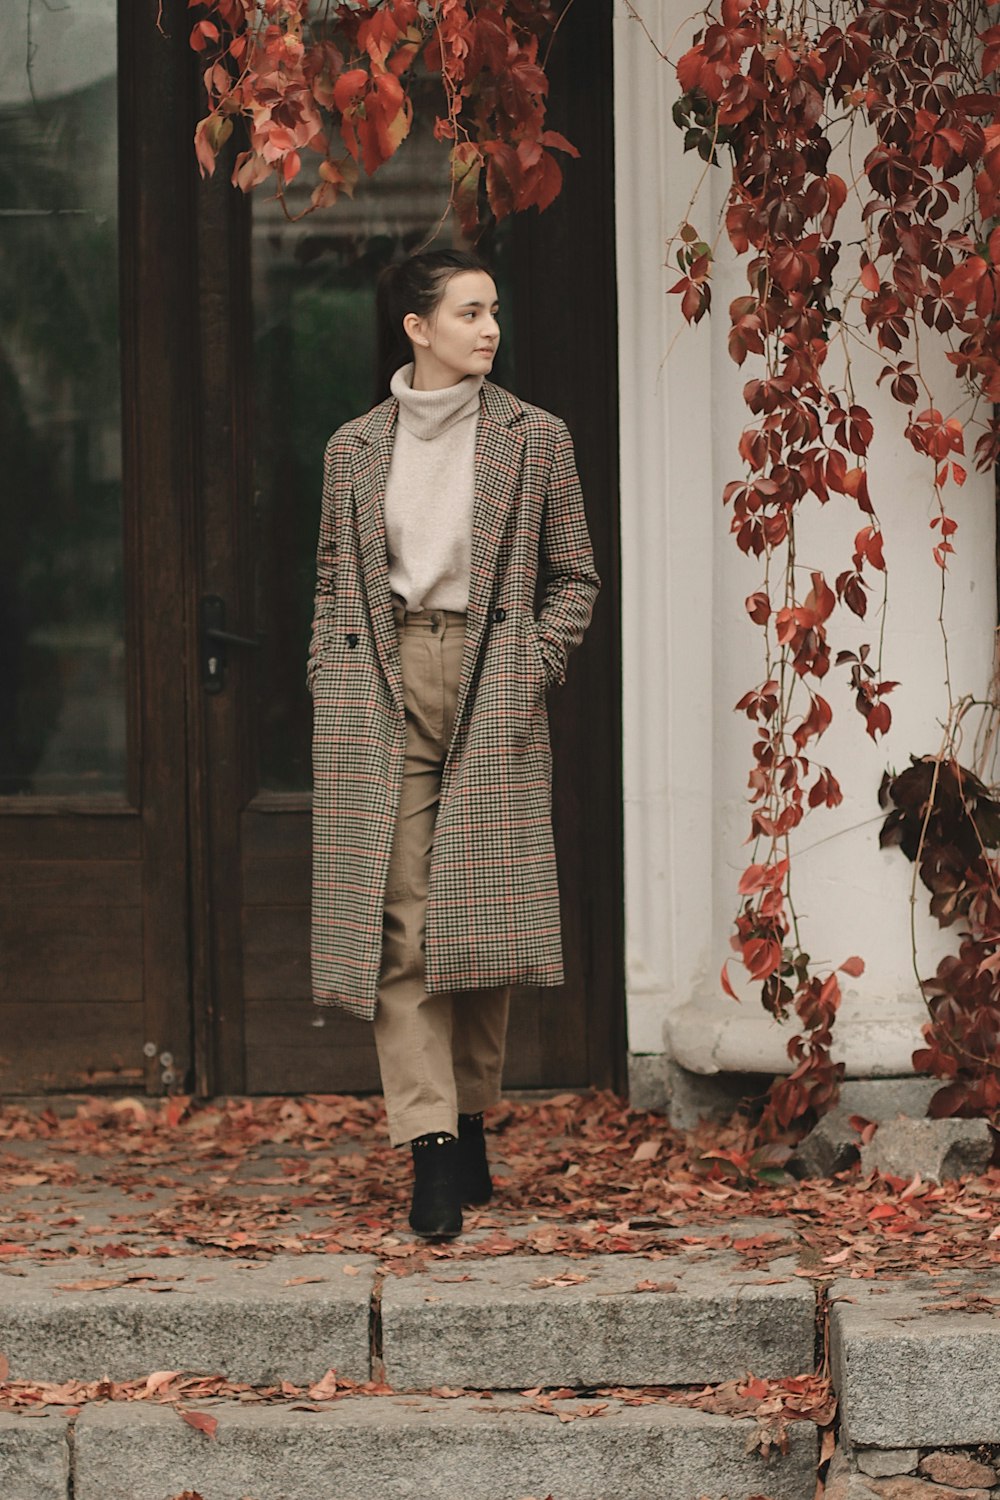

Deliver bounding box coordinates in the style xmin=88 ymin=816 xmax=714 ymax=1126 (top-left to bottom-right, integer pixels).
xmin=307 ymin=377 xmax=601 ymax=1021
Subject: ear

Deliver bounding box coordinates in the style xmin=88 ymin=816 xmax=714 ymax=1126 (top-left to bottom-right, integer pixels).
xmin=402 ymin=311 xmax=430 ymax=348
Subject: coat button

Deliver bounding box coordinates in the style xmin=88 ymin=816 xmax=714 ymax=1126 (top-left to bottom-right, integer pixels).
xmin=346 ymin=632 xmax=359 ymax=648
xmin=493 ymin=607 xmax=506 ymax=622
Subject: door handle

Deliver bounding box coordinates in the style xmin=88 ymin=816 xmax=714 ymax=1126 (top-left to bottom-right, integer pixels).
xmin=201 ymin=595 xmax=263 ymax=694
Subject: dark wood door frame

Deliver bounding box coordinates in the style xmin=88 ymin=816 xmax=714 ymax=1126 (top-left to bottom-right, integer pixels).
xmin=510 ymin=0 xmax=625 ymax=1091
xmin=121 ymin=0 xmax=198 ymax=1094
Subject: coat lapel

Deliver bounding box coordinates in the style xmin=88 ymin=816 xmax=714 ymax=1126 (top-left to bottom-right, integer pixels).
xmin=350 ymin=398 xmax=404 ymax=716
xmin=452 ymin=381 xmax=525 ymax=753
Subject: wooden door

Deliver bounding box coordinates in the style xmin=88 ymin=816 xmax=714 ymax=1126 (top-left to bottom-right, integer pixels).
xmin=197 ymin=0 xmax=623 ymax=1097
xmin=0 ymin=0 xmax=623 ymax=1100
xmin=0 ymin=2 xmax=195 ymax=1094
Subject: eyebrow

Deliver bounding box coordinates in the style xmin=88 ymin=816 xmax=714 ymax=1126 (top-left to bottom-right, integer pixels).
xmin=456 ymin=299 xmax=500 ymax=309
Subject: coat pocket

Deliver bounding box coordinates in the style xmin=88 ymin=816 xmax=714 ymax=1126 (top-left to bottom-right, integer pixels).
xmin=524 ymin=613 xmax=549 ymax=695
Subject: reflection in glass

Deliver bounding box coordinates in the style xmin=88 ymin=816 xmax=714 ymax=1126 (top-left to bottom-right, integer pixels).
xmin=252 ymin=73 xmax=514 ymax=791
xmin=0 ymin=0 xmax=124 ymax=796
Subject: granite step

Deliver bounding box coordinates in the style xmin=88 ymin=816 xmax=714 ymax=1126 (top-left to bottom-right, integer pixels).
xmin=0 ymin=1245 xmax=815 ymax=1390
xmin=0 ymin=1254 xmax=376 ymax=1385
xmin=830 ymin=1270 xmax=1000 ymax=1448
xmin=379 ymin=1249 xmax=815 ymax=1389
xmin=1 ymin=1395 xmax=819 ymax=1500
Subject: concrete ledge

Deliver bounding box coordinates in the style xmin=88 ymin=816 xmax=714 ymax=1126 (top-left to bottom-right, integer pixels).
xmin=72 ymin=1396 xmax=818 ymax=1500
xmin=830 ymin=1273 xmax=1000 ymax=1446
xmin=627 ymin=1052 xmax=669 ymax=1112
xmin=0 ymin=1409 xmax=71 ymax=1500
xmin=380 ymin=1252 xmax=816 ymax=1389
xmin=0 ymin=1253 xmax=375 ymax=1385
xmin=665 ymin=992 xmax=926 ymax=1077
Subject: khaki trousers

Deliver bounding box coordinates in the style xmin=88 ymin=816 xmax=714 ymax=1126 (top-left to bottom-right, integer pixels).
xmin=374 ymin=597 xmax=511 ymax=1147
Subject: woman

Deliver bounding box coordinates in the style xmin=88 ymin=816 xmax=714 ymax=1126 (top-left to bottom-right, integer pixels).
xmin=307 ymin=248 xmax=600 ymax=1240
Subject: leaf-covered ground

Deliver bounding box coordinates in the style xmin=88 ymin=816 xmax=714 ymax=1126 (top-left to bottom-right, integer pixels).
xmin=1 ymin=1090 xmax=997 ymax=1499
xmin=0 ymin=1089 xmax=997 ymax=1277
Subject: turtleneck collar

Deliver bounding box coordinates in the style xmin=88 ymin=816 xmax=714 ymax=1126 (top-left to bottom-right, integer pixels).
xmin=390 ymin=361 xmax=484 ymax=442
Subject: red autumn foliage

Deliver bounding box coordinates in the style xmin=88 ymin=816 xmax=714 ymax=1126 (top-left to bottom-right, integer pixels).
xmin=672 ymin=0 xmax=1000 ymax=1137
xmin=881 ymin=755 xmax=1000 ymax=1121
xmin=181 ymin=0 xmax=578 ymax=230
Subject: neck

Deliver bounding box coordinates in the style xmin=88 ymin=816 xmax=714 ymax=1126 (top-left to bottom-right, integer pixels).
xmin=410 ymin=353 xmax=470 ymax=391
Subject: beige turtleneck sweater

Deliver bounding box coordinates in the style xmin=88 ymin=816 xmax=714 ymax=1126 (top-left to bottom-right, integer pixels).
xmin=383 ymin=361 xmax=483 ymax=613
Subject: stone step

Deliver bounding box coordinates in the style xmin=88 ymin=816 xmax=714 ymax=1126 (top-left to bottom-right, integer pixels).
xmin=830 ymin=1271 xmax=1000 ymax=1448
xmin=0 ymin=1247 xmax=815 ymax=1390
xmin=2 ymin=1395 xmax=819 ymax=1500
xmin=380 ymin=1250 xmax=816 ymax=1389
xmin=0 ymin=1254 xmax=376 ymax=1385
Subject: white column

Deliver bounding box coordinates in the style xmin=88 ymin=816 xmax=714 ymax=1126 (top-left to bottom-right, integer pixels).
xmin=613 ymin=0 xmax=998 ymax=1077
xmin=613 ymin=0 xmax=718 ymax=1054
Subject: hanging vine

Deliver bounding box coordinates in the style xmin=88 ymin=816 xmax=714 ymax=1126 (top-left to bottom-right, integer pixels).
xmin=178 ymin=0 xmax=577 ymax=232
xmin=665 ymin=0 xmax=1000 ymax=1137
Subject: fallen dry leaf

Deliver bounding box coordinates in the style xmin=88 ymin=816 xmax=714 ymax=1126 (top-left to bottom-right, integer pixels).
xmin=53 ymin=1278 xmax=127 ymax=1293
xmin=529 ymin=1273 xmax=590 ymax=1290
xmin=176 ymin=1408 xmax=218 ymax=1438
xmin=307 ymin=1369 xmax=340 ymax=1401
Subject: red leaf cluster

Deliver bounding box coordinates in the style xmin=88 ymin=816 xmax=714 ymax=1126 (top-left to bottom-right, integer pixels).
xmin=881 ymin=756 xmax=1000 ymax=1121
xmin=672 ymin=0 xmax=1000 ymax=1137
xmin=183 ymin=0 xmax=577 ymax=228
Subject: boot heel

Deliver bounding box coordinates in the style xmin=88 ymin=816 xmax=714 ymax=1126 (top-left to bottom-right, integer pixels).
xmin=457 ymin=1111 xmax=494 ymax=1206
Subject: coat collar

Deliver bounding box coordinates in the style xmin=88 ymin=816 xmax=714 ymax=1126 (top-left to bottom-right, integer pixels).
xmin=349 ymin=379 xmax=526 ymax=730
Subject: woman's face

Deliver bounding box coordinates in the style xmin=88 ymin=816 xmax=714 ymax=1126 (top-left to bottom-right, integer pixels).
xmin=404 ymin=270 xmax=500 ymax=388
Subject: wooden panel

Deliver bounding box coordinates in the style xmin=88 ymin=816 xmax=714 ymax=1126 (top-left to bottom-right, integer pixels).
xmin=0 ymin=861 xmax=142 ymax=907
xmin=0 ymin=1001 xmax=145 ymax=1094
xmin=243 ymin=857 xmax=309 ymax=906
xmin=503 ymin=992 xmax=545 ymax=1089
xmin=245 ymin=1000 xmax=381 ymax=1093
xmin=0 ymin=907 xmax=142 ymax=1002
xmin=242 ymin=804 xmax=312 ymax=859
xmin=242 ymin=906 xmax=309 ymax=1001
xmin=0 ymin=813 xmax=141 ymax=861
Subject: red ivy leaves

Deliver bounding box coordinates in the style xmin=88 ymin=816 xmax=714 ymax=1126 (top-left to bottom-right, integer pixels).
xmin=881 ymin=758 xmax=1000 ymax=1122
xmin=668 ymin=0 xmax=1000 ymax=1138
xmin=184 ymin=0 xmax=576 ymax=229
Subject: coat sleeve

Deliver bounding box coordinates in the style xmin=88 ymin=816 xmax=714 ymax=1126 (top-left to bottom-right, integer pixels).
xmin=535 ymin=419 xmax=601 ymax=688
xmin=306 ymin=433 xmax=339 ymax=696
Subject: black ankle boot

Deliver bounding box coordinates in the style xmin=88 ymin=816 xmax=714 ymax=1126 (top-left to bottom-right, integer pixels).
xmin=409 ymin=1132 xmax=463 ymax=1239
xmin=457 ymin=1112 xmax=494 ymax=1206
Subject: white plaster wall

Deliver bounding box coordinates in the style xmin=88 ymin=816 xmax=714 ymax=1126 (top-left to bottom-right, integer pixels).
xmin=614 ymin=0 xmax=998 ymax=1073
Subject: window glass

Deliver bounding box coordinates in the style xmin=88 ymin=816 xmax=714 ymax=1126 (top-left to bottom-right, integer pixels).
xmin=0 ymin=0 xmax=124 ymax=796
xmin=252 ymin=70 xmax=513 ymax=791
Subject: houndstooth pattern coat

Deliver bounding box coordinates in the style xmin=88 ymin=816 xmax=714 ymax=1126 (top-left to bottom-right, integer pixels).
xmin=307 ymin=377 xmax=601 ymax=1021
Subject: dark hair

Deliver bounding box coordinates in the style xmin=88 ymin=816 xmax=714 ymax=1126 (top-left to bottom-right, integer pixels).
xmin=374 ymin=248 xmax=490 ymax=402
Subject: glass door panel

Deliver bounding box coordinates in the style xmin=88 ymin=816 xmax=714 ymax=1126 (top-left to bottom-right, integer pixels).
xmin=0 ymin=0 xmax=125 ymax=796
xmin=250 ymin=76 xmax=513 ymax=792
